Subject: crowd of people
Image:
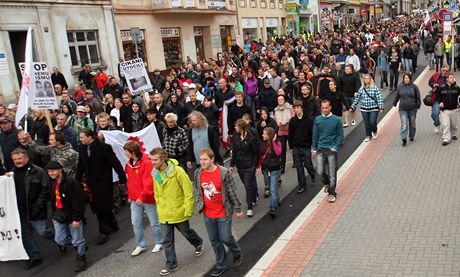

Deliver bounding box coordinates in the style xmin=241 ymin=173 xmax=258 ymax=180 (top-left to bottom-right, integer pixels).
xmin=2 ymin=11 xmax=460 ymax=276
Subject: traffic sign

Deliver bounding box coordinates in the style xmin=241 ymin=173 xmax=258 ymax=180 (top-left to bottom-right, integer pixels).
xmin=449 ymin=1 xmax=457 ymax=11
xmin=438 ymin=9 xmax=450 ymax=21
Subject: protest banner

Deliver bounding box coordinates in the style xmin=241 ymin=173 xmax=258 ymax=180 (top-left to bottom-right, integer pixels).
xmin=19 ymin=62 xmax=58 ymax=110
xmin=0 ymin=175 xmax=29 ymax=261
xmin=120 ymin=58 xmax=153 ymax=95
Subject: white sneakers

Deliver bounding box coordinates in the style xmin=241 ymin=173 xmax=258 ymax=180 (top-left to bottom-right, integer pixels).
xmin=343 ymin=122 xmax=350 ymax=127
xmin=131 ymin=246 xmax=146 ymax=256
xmin=434 ymin=127 xmax=439 ymax=134
xmin=351 ymin=120 xmax=356 ymax=126
xmin=372 ymin=132 xmax=378 ymax=139
xmin=364 ymin=137 xmax=371 ymax=142
xmin=246 ymin=209 xmax=253 ymax=217
xmin=152 ymin=244 xmax=163 ymax=253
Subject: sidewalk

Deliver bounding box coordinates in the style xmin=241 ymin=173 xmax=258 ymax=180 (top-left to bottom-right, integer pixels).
xmin=248 ymin=68 xmax=460 ymax=276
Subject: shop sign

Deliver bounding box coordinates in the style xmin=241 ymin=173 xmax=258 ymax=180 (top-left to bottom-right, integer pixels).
xmin=193 ymin=27 xmax=203 ymax=36
xmin=121 ymin=29 xmax=145 ymax=42
xmin=211 ymin=35 xmax=222 ymax=48
xmin=208 ymin=0 xmax=226 ymax=8
xmin=161 ymin=28 xmax=180 ymax=38
xmin=242 ymin=18 xmax=258 ymax=28
xmin=285 ymin=3 xmax=298 ymax=11
xmin=266 ymin=18 xmax=278 ymax=28
xmin=172 ymin=0 xmax=182 ymax=7
xmin=186 ymin=0 xmax=195 ymax=7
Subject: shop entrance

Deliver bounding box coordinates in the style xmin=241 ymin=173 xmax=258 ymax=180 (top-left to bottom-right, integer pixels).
xmin=9 ymin=31 xmax=28 ymax=86
xmin=161 ymin=28 xmax=182 ymax=68
xmin=220 ymin=26 xmax=232 ymax=52
xmin=194 ymin=27 xmax=205 ymax=61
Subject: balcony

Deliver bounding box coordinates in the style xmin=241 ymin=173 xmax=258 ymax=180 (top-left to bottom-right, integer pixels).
xmin=113 ymin=0 xmax=237 ymax=14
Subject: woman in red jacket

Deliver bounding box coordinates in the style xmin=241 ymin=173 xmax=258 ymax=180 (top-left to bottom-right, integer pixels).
xmin=124 ymin=140 xmax=164 ymax=257
xmin=93 ymin=67 xmax=108 ymax=101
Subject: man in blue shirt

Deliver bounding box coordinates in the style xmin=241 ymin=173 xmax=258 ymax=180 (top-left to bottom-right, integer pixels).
xmin=311 ymin=99 xmax=344 ymax=203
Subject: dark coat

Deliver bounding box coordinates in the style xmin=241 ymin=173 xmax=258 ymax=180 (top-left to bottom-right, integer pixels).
xmin=76 ymin=139 xmax=126 ymax=213
xmin=13 ymin=164 xmax=50 ymax=220
xmin=256 ymin=117 xmax=279 ymax=141
xmin=51 ymin=72 xmax=68 ymax=90
xmin=255 ymin=86 xmax=277 ymax=112
xmin=186 ymin=126 xmax=223 ymax=165
xmin=230 ymin=132 xmax=259 ymax=169
xmin=0 ymin=127 xmax=20 ymax=171
xmin=50 ymin=173 xmax=86 ymax=223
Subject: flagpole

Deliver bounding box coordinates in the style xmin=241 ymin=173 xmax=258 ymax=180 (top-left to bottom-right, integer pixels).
xmin=16 ymin=26 xmax=33 ymax=132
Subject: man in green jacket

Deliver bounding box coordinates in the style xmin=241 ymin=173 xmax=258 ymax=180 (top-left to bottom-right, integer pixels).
xmin=150 ymin=148 xmax=204 ymax=276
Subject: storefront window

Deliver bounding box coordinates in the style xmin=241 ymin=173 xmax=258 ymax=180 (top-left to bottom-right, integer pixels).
xmin=161 ymin=28 xmax=182 ymax=68
xmin=120 ymin=29 xmax=148 ymax=66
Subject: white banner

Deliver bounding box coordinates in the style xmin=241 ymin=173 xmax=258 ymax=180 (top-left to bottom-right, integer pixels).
xmin=101 ymin=124 xmax=162 ymax=181
xmin=19 ymin=62 xmax=58 ymax=109
xmin=0 ymin=52 xmax=9 ymax=76
xmin=0 ymin=176 xmax=29 ymax=261
xmin=120 ymin=58 xmax=153 ymax=95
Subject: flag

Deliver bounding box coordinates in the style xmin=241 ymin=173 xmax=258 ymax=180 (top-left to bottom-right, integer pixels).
xmin=16 ymin=27 xmax=33 ymax=128
xmin=100 ymin=123 xmax=161 ymax=180
xmin=220 ymin=96 xmax=235 ymax=147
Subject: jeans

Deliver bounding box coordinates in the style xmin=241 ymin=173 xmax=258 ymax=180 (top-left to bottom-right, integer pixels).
xmin=427 ymin=53 xmax=435 ymax=69
xmin=262 ymin=169 xmax=281 ymax=209
xmin=403 ymin=58 xmax=413 ymax=73
xmin=29 ymin=219 xmax=55 ymax=240
xmin=54 ymin=221 xmax=86 ymax=256
xmin=316 ymin=148 xmax=338 ymax=196
xmin=278 ymin=135 xmax=288 ymax=170
xmin=237 ymin=166 xmax=258 ymax=209
xmin=440 ymin=108 xmax=460 ymax=142
xmin=130 ymin=201 xmax=164 ymax=248
xmin=20 ymin=218 xmax=41 ymax=261
xmin=361 ymin=111 xmax=379 ymax=138
xmin=436 ymin=55 xmax=444 ymax=71
xmin=412 ymin=54 xmax=418 ymax=71
xmin=246 ymin=95 xmax=255 ymax=112
xmin=161 ymin=220 xmax=203 ymax=269
xmin=399 ymin=109 xmax=417 ymax=140
xmin=204 ymin=216 xmax=241 ymax=270
xmin=431 ymin=101 xmax=441 ymax=127
xmin=446 ymin=52 xmax=452 ymax=67
xmin=379 ymin=70 xmax=388 ymax=87
xmin=292 ymin=146 xmax=316 ymax=188
xmin=389 ymin=68 xmax=399 ymax=88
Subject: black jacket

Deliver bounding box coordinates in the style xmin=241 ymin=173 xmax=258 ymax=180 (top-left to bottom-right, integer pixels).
xmin=325 ymin=91 xmax=350 ymax=117
xmin=103 ymin=84 xmax=124 ymax=99
xmin=151 ymin=75 xmax=166 ymax=92
xmin=0 ymin=127 xmax=20 ymax=171
xmin=231 ymin=132 xmax=259 ymax=169
xmin=51 ymin=72 xmax=68 ymax=90
xmin=288 ymin=114 xmax=313 ymax=148
xmin=300 ymin=94 xmax=319 ymax=119
xmin=152 ymin=104 xmax=174 ymax=123
xmin=437 ymin=83 xmax=460 ymax=110
xmin=255 ymin=87 xmax=277 ymax=112
xmin=50 ymin=173 xmax=86 ymax=223
xmin=76 ymin=139 xmax=126 ymax=213
xmin=186 ymin=126 xmax=223 ymax=165
xmin=256 ymin=117 xmax=279 ymax=141
xmin=196 ymin=103 xmax=220 ymax=129
xmin=227 ymin=103 xmax=252 ymax=135
xmin=182 ymin=101 xmax=201 ymax=126
xmin=13 ymin=164 xmax=50 ymax=220
xmin=338 ymin=72 xmax=361 ymax=98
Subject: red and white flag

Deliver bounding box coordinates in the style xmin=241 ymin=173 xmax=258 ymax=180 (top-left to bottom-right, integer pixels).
xmin=16 ymin=27 xmax=33 ymax=127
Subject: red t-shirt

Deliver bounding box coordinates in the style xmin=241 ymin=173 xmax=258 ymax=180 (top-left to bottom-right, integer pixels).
xmin=200 ymin=166 xmax=226 ymax=218
xmin=54 ymin=181 xmax=63 ymax=209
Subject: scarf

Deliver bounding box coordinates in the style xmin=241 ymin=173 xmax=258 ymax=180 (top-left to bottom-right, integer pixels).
xmin=274 ymin=103 xmax=292 ymax=125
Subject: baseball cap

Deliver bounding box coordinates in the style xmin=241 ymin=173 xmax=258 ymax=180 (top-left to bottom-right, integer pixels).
xmin=188 ymin=83 xmax=197 ymax=89
xmin=76 ymin=106 xmax=86 ymax=113
xmin=0 ymin=116 xmax=13 ymax=123
xmin=45 ymin=161 xmax=64 ymax=170
xmin=145 ymin=109 xmax=157 ymax=115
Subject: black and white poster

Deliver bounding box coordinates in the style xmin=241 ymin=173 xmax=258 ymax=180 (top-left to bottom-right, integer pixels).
xmin=120 ymin=58 xmax=153 ymax=95
xmin=19 ymin=62 xmax=58 ymax=109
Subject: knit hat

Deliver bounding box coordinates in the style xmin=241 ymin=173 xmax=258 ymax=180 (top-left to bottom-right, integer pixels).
xmin=45 ymin=161 xmax=64 ymax=170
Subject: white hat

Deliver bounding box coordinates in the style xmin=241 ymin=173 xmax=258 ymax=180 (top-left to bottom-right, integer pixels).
xmin=188 ymin=83 xmax=197 ymax=89
xmin=76 ymin=106 xmax=86 ymax=113
xmin=182 ymin=82 xmax=190 ymax=88
xmin=7 ymin=104 xmax=16 ymax=109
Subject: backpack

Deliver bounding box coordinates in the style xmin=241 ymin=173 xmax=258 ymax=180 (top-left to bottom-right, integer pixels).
xmin=70 ymin=116 xmax=89 ymax=129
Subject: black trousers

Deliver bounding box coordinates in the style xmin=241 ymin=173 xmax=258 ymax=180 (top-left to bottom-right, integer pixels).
xmin=96 ymin=211 xmax=118 ymax=234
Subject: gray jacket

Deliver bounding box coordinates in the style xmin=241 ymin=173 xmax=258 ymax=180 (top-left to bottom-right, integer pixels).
xmin=393 ymin=83 xmax=421 ymax=111
xmin=193 ymin=165 xmax=242 ymax=220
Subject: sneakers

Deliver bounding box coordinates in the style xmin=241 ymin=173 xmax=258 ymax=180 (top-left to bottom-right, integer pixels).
xmin=351 ymin=120 xmax=356 ymax=126
xmin=269 ymin=208 xmax=276 ymax=218
xmin=131 ymin=246 xmax=146 ymax=256
xmin=442 ymin=141 xmax=449 ymax=146
xmin=453 ymin=136 xmax=458 ymax=140
xmin=160 ymin=266 xmax=179 ymax=276
xmin=364 ymin=137 xmax=371 ymax=142
xmin=74 ymin=254 xmax=87 ymax=273
xmin=246 ymin=209 xmax=254 ymax=217
xmin=152 ymin=244 xmax=163 ymax=253
xmin=24 ymin=258 xmax=43 ymax=270
xmin=97 ymin=233 xmax=107 ymax=245
xmin=343 ymin=122 xmax=350 ymax=127
xmin=210 ymin=267 xmax=226 ymax=277
xmin=371 ymin=132 xmax=378 ymax=139
xmin=195 ymin=244 xmax=204 ymax=256
xmin=297 ymin=187 xmax=306 ymax=194
xmin=264 ymin=188 xmax=270 ymax=198
xmin=323 ymin=185 xmax=328 ymax=193
xmin=434 ymin=127 xmax=439 ymax=134
xmin=310 ymin=174 xmax=316 ymax=184
xmin=233 ymin=254 xmax=243 ymax=266
xmin=328 ymin=195 xmax=336 ymax=203
xmin=402 ymin=139 xmax=407 ymax=147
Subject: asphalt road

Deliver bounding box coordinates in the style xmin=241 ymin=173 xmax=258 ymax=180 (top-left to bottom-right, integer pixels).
xmin=0 ymin=57 xmax=428 ymax=277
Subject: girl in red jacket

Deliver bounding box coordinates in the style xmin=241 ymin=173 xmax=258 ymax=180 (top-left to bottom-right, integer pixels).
xmin=124 ymin=140 xmax=164 ymax=257
xmin=93 ymin=68 xmax=108 ymax=101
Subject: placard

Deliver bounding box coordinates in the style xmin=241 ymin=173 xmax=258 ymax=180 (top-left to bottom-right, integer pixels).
xmin=120 ymin=58 xmax=153 ymax=95
xmin=19 ymin=62 xmax=58 ymax=109
xmin=211 ymin=35 xmax=222 ymax=48
xmin=0 ymin=52 xmax=9 ymax=76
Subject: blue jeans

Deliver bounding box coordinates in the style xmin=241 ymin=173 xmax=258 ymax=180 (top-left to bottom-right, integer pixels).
xmin=54 ymin=221 xmax=86 ymax=256
xmin=432 ymin=101 xmax=441 ymax=127
xmin=292 ymin=146 xmax=316 ymax=188
xmin=237 ymin=166 xmax=258 ymax=209
xmin=130 ymin=201 xmax=164 ymax=248
xmin=246 ymin=95 xmax=255 ymax=112
xmin=20 ymin=218 xmax=41 ymax=261
xmin=361 ymin=111 xmax=379 ymax=138
xmin=262 ymin=169 xmax=280 ymax=209
xmin=389 ymin=68 xmax=399 ymax=88
xmin=29 ymin=219 xmax=55 ymax=240
xmin=403 ymin=58 xmax=413 ymax=73
xmin=399 ymin=109 xmax=417 ymax=140
xmin=161 ymin=220 xmax=203 ymax=269
xmin=316 ymin=148 xmax=338 ymax=196
xmin=427 ymin=53 xmax=435 ymax=68
xmin=204 ymin=216 xmax=241 ymax=270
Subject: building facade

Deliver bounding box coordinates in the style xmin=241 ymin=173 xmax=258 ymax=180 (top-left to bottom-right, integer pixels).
xmin=113 ymin=0 xmax=238 ymax=71
xmin=236 ymin=0 xmax=287 ymax=43
xmin=0 ymin=0 xmax=119 ymax=102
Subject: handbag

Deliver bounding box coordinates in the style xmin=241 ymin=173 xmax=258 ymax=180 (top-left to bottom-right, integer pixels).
xmin=363 ymin=88 xmax=379 ymax=106
xmin=423 ymin=94 xmax=432 ymax=106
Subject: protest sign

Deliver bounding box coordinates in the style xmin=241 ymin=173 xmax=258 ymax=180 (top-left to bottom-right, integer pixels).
xmin=19 ymin=62 xmax=58 ymax=109
xmin=0 ymin=175 xmax=29 ymax=261
xmin=120 ymin=58 xmax=153 ymax=95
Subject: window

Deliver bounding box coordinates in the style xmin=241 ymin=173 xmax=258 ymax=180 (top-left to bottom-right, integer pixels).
xmin=270 ymin=0 xmax=275 ymax=8
xmin=250 ymin=0 xmax=257 ymax=7
xmin=67 ymin=30 xmax=101 ymax=67
xmin=239 ymin=0 xmax=246 ymax=7
xmin=260 ymin=0 xmax=266 ymax=8
xmin=278 ymin=0 xmax=283 ymax=9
